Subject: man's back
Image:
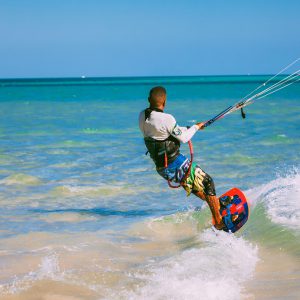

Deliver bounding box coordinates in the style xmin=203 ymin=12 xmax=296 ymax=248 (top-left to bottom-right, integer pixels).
xmin=139 ymin=109 xmax=176 ymax=141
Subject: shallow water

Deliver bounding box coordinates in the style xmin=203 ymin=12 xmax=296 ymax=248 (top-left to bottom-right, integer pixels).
xmin=0 ymin=76 xmax=299 ymax=299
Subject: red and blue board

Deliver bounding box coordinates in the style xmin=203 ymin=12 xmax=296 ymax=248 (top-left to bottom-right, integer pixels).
xmin=217 ymin=187 xmax=249 ymax=233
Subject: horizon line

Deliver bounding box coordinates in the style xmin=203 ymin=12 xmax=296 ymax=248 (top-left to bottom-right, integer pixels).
xmin=0 ymin=73 xmax=290 ymax=81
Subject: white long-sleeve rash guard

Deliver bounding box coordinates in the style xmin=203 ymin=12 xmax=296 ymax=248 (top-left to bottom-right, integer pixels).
xmin=139 ymin=110 xmax=199 ymax=143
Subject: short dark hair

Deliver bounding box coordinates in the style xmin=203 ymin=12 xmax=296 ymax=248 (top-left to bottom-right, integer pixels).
xmin=148 ymin=86 xmax=166 ymax=102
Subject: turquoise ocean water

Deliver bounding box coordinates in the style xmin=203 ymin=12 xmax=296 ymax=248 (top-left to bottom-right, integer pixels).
xmin=0 ymin=76 xmax=299 ymax=299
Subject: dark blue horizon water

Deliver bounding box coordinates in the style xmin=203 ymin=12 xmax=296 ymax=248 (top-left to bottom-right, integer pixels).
xmin=0 ymin=74 xmax=293 ymax=86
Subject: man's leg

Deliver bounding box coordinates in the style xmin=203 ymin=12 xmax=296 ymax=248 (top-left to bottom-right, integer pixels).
xmin=184 ymin=164 xmax=224 ymax=230
xmin=193 ymin=191 xmax=224 ymax=230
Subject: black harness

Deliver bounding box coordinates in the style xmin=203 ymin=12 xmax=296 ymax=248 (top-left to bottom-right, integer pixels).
xmin=143 ymin=108 xmax=180 ymax=168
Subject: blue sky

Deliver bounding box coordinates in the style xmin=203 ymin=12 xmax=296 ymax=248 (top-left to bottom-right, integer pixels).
xmin=0 ymin=0 xmax=299 ymax=78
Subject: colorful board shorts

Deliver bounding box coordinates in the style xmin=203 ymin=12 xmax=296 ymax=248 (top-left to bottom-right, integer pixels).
xmin=157 ymin=154 xmax=216 ymax=196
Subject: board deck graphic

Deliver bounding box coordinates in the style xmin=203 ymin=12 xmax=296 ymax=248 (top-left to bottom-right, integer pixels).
xmin=217 ymin=187 xmax=249 ymax=233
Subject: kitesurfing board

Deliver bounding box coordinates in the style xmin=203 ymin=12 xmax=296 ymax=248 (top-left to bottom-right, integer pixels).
xmin=216 ymin=187 xmax=249 ymax=233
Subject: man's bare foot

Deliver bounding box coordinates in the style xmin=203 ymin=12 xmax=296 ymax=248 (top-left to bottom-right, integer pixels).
xmin=214 ymin=220 xmax=225 ymax=230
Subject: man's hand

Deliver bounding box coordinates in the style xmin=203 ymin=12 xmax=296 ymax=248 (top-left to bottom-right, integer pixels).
xmin=196 ymin=122 xmax=206 ymax=130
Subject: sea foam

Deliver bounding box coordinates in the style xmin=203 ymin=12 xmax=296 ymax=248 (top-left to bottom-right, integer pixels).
xmin=246 ymin=169 xmax=300 ymax=229
xmin=118 ymin=230 xmax=258 ymax=300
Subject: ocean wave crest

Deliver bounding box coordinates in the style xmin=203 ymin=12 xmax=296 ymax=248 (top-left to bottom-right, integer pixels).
xmin=246 ymin=168 xmax=300 ymax=230
xmin=0 ymin=173 xmax=43 ymax=186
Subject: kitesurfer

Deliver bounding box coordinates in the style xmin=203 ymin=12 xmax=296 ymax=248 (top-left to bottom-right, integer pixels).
xmin=139 ymin=86 xmax=224 ymax=230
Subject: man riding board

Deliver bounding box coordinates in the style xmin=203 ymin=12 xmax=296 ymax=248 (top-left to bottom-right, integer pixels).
xmin=139 ymin=86 xmax=224 ymax=230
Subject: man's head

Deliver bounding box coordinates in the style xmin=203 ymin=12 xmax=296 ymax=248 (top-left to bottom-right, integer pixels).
xmin=148 ymin=86 xmax=167 ymax=109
